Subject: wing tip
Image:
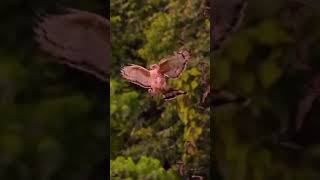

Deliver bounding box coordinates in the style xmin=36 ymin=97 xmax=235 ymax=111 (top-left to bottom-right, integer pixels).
xmin=177 ymin=49 xmax=192 ymax=61
xmin=120 ymin=66 xmax=128 ymax=78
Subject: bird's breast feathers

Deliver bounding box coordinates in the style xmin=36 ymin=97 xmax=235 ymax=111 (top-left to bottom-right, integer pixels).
xmin=150 ymin=76 xmax=166 ymax=90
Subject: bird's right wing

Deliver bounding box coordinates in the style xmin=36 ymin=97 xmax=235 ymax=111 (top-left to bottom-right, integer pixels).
xmin=159 ymin=50 xmax=191 ymax=78
xmin=34 ymin=8 xmax=110 ymax=82
xmin=121 ymin=65 xmax=151 ymax=88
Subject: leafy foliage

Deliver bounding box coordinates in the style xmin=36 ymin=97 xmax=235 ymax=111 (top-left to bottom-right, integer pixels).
xmin=214 ymin=0 xmax=320 ymax=179
xmin=110 ymin=156 xmax=178 ymax=179
xmin=111 ymin=0 xmax=209 ymax=178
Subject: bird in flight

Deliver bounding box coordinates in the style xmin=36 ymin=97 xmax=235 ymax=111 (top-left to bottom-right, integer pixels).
xmin=34 ymin=8 xmax=110 ymax=82
xmin=121 ymin=50 xmax=191 ymax=100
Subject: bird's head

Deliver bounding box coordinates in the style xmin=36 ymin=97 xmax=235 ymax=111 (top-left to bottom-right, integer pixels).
xmin=150 ymin=64 xmax=160 ymax=71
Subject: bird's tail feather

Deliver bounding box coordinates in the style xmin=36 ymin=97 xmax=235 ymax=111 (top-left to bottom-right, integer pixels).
xmin=163 ymin=89 xmax=187 ymax=101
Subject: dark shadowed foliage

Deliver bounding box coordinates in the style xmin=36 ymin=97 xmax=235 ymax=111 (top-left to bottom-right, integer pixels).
xmin=214 ymin=0 xmax=320 ymax=179
xmin=0 ymin=0 xmax=108 ymax=179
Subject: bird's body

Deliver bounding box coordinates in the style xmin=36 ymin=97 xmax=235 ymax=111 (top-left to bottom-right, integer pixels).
xmin=121 ymin=50 xmax=191 ymax=100
xmin=149 ymin=64 xmax=167 ymax=96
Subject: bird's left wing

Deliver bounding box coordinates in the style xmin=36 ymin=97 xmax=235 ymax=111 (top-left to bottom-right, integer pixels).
xmin=34 ymin=8 xmax=110 ymax=82
xmin=121 ymin=65 xmax=151 ymax=88
xmin=159 ymin=50 xmax=191 ymax=78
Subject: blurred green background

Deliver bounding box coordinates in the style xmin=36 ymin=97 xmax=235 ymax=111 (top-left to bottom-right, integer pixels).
xmin=214 ymin=0 xmax=320 ymax=179
xmin=0 ymin=0 xmax=107 ymax=179
xmin=110 ymin=0 xmax=210 ymax=179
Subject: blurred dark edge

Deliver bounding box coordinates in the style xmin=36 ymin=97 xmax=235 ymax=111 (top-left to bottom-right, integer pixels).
xmin=210 ymin=0 xmax=223 ymax=179
xmin=0 ymin=0 xmax=109 ymax=179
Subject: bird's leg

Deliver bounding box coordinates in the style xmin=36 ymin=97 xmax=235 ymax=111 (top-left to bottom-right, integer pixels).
xmin=148 ymin=88 xmax=156 ymax=96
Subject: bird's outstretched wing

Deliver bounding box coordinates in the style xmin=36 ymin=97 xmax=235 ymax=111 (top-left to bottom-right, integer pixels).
xmin=121 ymin=65 xmax=151 ymax=88
xmin=34 ymin=8 xmax=110 ymax=82
xmin=159 ymin=50 xmax=191 ymax=78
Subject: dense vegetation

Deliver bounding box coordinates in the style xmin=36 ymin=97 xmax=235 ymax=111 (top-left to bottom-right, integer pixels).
xmin=214 ymin=0 xmax=320 ymax=179
xmin=110 ymin=0 xmax=210 ymax=179
xmin=0 ymin=0 xmax=107 ymax=179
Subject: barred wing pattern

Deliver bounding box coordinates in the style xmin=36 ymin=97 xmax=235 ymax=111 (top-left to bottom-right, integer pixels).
xmin=121 ymin=65 xmax=151 ymax=88
xmin=34 ymin=8 xmax=110 ymax=82
xmin=159 ymin=50 xmax=191 ymax=78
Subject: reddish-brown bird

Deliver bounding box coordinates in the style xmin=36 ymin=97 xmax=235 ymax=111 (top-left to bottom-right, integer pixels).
xmin=121 ymin=50 xmax=191 ymax=100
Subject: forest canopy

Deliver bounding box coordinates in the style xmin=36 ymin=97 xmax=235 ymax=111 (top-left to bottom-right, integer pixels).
xmin=110 ymin=0 xmax=210 ymax=179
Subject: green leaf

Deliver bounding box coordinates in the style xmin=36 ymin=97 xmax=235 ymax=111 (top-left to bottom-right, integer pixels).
xmin=191 ymin=81 xmax=199 ymax=89
xmin=189 ymin=67 xmax=201 ymax=76
xmin=213 ymin=59 xmax=231 ymax=87
xmin=227 ymin=34 xmax=251 ymax=64
xmin=258 ymin=60 xmax=282 ymax=89
xmin=236 ymin=71 xmax=255 ymax=94
xmin=248 ymin=19 xmax=292 ymax=45
xmin=110 ymin=156 xmax=178 ymax=179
